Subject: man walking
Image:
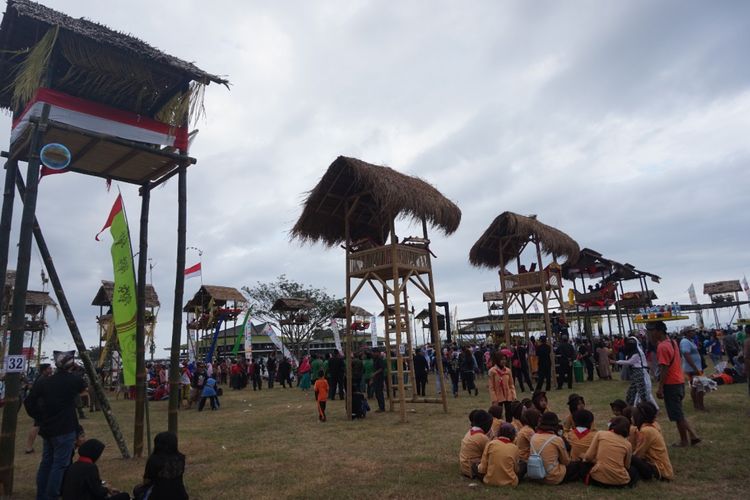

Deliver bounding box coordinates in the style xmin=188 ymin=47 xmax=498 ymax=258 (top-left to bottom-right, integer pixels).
xmin=556 ymin=335 xmax=576 ymax=390
xmin=372 ymin=349 xmax=386 ymax=412
xmin=24 ymin=352 xmax=87 ymax=500
xmin=648 ymin=321 xmax=700 ymax=447
xmin=535 ymin=336 xmax=552 ymax=392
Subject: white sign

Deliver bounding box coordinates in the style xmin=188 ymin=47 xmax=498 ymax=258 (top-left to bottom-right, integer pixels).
xmin=4 ymin=355 xmax=26 ymax=373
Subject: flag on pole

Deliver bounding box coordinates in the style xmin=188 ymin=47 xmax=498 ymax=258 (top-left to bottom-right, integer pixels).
xmin=184 ymin=262 xmax=201 ymax=280
xmin=95 ymin=194 xmax=137 ymax=386
xmin=743 ymin=276 xmax=750 ymax=301
xmin=330 ymin=319 xmax=343 ymax=354
xmin=688 ymin=283 xmax=699 ymax=305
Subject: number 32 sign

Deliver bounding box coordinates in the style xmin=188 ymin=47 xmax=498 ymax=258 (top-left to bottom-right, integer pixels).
xmin=4 ymin=355 xmax=26 ymax=373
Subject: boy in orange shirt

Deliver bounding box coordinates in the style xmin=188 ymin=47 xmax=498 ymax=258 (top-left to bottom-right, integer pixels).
xmin=478 ymin=423 xmax=522 ymax=486
xmin=632 ymin=401 xmax=674 ymax=481
xmin=582 ymin=416 xmax=636 ymax=488
xmin=459 ymin=410 xmax=493 ymax=478
xmin=565 ymin=409 xmax=597 ymax=461
xmin=313 ymin=370 xmax=329 ymax=422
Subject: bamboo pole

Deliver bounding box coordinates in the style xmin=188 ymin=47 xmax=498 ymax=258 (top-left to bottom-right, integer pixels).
xmin=534 ymin=237 xmax=555 ymax=383
xmin=401 ymin=285 xmax=418 ymax=402
xmin=133 ymin=185 xmax=150 ymax=457
xmin=168 ymin=165 xmax=187 ymax=433
xmin=390 ymin=219 xmax=407 ymax=423
xmin=13 ymin=173 xmax=130 ymax=459
xmin=422 ymin=218 xmax=448 ymax=413
xmin=382 ymin=283 xmax=393 ymax=410
xmin=0 ymin=105 xmax=50 ymax=495
xmin=498 ymin=241 xmax=510 ymax=346
xmin=0 ymin=159 xmax=18 ymax=316
xmin=344 ymin=200 xmax=353 ymax=419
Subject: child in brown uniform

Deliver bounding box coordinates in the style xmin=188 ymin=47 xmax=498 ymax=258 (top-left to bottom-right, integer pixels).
xmin=478 ymin=423 xmax=523 ymax=487
xmin=487 ymin=405 xmax=504 ymax=439
xmin=566 ymin=409 xmax=597 ymax=461
xmin=528 ymin=412 xmax=572 ymax=484
xmin=509 ymin=401 xmax=524 ymax=432
xmin=459 ymin=410 xmax=493 ymax=478
xmin=582 ymin=416 xmax=637 ymax=488
xmin=516 ymin=408 xmax=540 ymax=462
xmin=562 ymin=394 xmax=586 ymax=432
xmin=632 ymin=401 xmax=674 ymax=480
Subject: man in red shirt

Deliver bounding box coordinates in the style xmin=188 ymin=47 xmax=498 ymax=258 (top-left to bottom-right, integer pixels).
xmin=647 ymin=321 xmax=700 ymax=447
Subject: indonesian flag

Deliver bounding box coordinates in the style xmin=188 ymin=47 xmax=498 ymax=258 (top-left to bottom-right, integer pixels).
xmin=185 ymin=262 xmax=202 ymax=280
xmin=95 ymin=194 xmax=124 ymax=241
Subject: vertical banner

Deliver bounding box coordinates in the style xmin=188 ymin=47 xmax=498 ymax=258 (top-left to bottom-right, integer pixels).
xmin=743 ymin=276 xmax=750 ymax=301
xmin=370 ymin=315 xmax=377 ymax=348
xmin=330 ymin=318 xmax=343 ymax=354
xmin=96 ymin=194 xmax=137 ymax=386
xmin=688 ymin=283 xmax=704 ymax=329
xmin=186 ymin=330 xmax=196 ymax=363
xmin=239 ymin=309 xmax=253 ymax=361
xmin=265 ymin=324 xmax=296 ymax=364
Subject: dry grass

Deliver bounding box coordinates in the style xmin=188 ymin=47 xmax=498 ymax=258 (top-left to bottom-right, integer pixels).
xmin=11 ymin=373 xmax=749 ymax=499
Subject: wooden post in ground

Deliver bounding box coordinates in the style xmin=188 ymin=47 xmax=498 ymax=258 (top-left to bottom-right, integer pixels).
xmin=0 ymin=159 xmax=17 ymax=315
xmin=498 ymin=241 xmax=510 ymax=346
xmin=168 ymin=165 xmax=188 ymax=433
xmin=15 ymin=171 xmax=130 ymax=458
xmin=422 ymin=218 xmax=448 ymax=413
xmin=390 ymin=219 xmax=407 ymax=423
xmin=0 ymin=105 xmax=49 ymax=495
xmin=133 ymin=185 xmax=150 ymax=457
xmin=344 ymin=200 xmax=353 ymax=419
xmin=535 ymin=237 xmax=555 ymax=383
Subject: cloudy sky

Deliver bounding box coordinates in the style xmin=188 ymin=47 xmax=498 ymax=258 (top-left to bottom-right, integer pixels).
xmin=2 ymin=0 xmax=749 ymax=356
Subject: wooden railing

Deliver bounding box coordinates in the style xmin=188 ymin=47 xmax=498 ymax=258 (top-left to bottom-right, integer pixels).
xmin=502 ymin=268 xmax=562 ymax=292
xmin=348 ymin=244 xmax=429 ymax=274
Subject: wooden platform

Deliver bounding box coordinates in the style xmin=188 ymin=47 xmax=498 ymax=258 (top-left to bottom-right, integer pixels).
xmin=348 ymin=243 xmax=430 ymax=279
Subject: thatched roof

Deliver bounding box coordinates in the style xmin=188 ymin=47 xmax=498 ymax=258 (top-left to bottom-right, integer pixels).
xmin=271 ymin=297 xmax=314 ymax=312
xmin=333 ymin=305 xmax=372 ymax=318
xmin=469 ymin=212 xmax=579 ymax=269
xmin=0 ymin=0 xmax=228 ymax=115
xmin=23 ymin=290 xmax=55 ymax=306
xmin=703 ymin=280 xmax=741 ymax=295
xmin=199 ymin=285 xmax=247 ymax=303
xmin=291 ymin=156 xmax=461 ymax=247
xmin=91 ymin=280 xmax=159 ymax=308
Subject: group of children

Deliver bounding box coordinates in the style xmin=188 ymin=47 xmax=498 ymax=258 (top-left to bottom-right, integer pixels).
xmin=459 ymin=391 xmax=674 ymax=489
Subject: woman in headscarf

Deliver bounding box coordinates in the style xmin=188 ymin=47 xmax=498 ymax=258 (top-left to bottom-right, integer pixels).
xmin=134 ymin=432 xmax=188 ymax=500
xmin=616 ymin=336 xmax=658 ymax=409
xmin=298 ymin=355 xmax=312 ymax=391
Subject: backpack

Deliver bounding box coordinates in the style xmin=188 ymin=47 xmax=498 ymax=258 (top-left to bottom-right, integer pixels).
xmin=527 ymin=434 xmax=557 ymax=480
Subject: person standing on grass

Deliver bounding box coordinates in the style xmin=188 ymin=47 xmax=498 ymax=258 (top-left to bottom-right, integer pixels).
xmin=679 ymin=329 xmax=705 ymax=411
xmin=723 ymin=328 xmax=740 ymax=366
xmin=556 ymin=335 xmax=576 ymax=390
xmin=488 ymin=352 xmax=516 ymax=420
xmin=534 ymin=336 xmax=552 ymax=392
xmin=328 ymin=350 xmax=345 ymax=400
xmin=24 ymin=363 xmax=53 ymax=454
xmin=314 ymin=370 xmax=329 ymax=421
xmin=460 ymin=346 xmax=479 ymax=396
xmin=298 ymin=355 xmax=312 ymax=392
xmin=413 ymin=348 xmax=429 ymax=396
xmin=266 ymin=354 xmax=277 ymax=389
xmin=647 ymin=321 xmax=701 ymax=447
xmin=362 ymin=351 xmax=374 ymax=396
xmin=24 ymin=352 xmax=87 ymax=500
xmin=372 ymin=349 xmax=386 ymax=412
xmin=278 ymin=357 xmax=292 ymax=388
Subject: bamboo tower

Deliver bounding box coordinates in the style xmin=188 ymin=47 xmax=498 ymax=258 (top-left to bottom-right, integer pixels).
xmin=292 ymin=157 xmax=461 ymax=421
xmin=469 ymin=212 xmax=579 ymax=347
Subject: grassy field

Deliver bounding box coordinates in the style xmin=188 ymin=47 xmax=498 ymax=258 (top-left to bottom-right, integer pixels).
xmin=10 ymin=374 xmax=749 ymax=499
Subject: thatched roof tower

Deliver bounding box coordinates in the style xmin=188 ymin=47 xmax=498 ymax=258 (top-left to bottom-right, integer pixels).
xmin=291 ymin=156 xmax=461 ymax=246
xmin=469 ymin=212 xmax=579 ymax=269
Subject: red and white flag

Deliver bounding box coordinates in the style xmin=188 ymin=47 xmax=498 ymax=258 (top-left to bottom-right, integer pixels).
xmin=184 ymin=262 xmax=202 ymax=280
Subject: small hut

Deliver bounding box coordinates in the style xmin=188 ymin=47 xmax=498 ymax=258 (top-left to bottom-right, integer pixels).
xmin=91 ymin=280 xmax=160 ymax=379
xmin=469 ymin=212 xmax=579 ymax=345
xmin=291 ymin=156 xmax=460 ymax=421
xmin=704 ymin=280 xmax=743 ymax=327
xmin=184 ymin=285 xmax=246 ymax=363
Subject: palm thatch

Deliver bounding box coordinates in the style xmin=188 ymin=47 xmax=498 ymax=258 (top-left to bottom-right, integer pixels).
xmin=0 ymin=0 xmax=228 ymax=120
xmin=333 ymin=305 xmax=372 ymax=318
xmin=91 ymin=280 xmax=160 ymax=308
xmin=291 ymin=156 xmax=461 ymax=247
xmin=469 ymin=212 xmax=579 ymax=269
xmin=271 ymin=297 xmax=314 ymax=312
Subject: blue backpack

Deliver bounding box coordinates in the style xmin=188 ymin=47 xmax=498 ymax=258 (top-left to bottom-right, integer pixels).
xmin=527 ymin=434 xmax=557 ymax=480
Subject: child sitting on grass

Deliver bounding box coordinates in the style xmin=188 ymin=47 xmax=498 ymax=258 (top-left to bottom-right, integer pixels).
xmin=314 ymin=370 xmax=329 ymax=422
xmin=61 ymin=439 xmax=129 ymax=500
xmin=487 ymin=405 xmax=504 ymax=438
xmin=516 ymin=408 xmax=540 ymax=463
xmin=478 ymin=423 xmax=523 ymax=487
xmin=565 ymin=409 xmax=597 ymax=461
xmin=198 ymin=376 xmax=220 ymax=411
xmin=528 ymin=412 xmax=573 ymax=485
xmin=582 ymin=416 xmax=637 ymax=488
xmin=509 ymin=401 xmax=524 ymax=432
xmin=632 ymin=401 xmax=674 ymax=481
xmin=459 ymin=410 xmax=492 ymax=479
xmin=610 ymin=399 xmax=627 ymax=417
xmin=563 ymin=393 xmax=586 ymax=432
xmin=531 ymin=391 xmax=548 ymax=414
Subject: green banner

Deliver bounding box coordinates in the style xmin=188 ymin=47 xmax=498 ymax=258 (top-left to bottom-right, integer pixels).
xmin=103 ymin=196 xmax=138 ymax=386
xmin=232 ymin=309 xmax=251 ymax=356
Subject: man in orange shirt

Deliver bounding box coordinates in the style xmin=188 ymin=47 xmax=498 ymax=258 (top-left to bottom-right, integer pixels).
xmin=647 ymin=321 xmax=700 ymax=447
xmin=313 ymin=370 xmax=329 ymax=422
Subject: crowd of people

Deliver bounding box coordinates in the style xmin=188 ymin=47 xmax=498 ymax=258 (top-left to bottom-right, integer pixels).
xmin=457 ymin=322 xmax=750 ymax=490
xmin=23 ymin=352 xmax=188 ymax=499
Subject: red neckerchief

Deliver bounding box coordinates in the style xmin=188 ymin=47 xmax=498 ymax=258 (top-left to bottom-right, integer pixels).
xmin=470 ymin=426 xmax=485 ymax=436
xmin=77 ymin=456 xmax=94 ymax=464
xmin=496 ymin=437 xmax=512 ymax=443
xmin=573 ymin=428 xmax=591 ymax=439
